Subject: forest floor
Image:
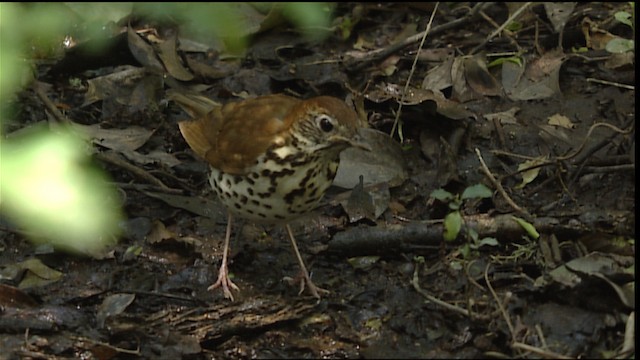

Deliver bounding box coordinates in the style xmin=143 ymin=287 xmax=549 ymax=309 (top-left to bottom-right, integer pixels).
xmin=0 ymin=3 xmax=635 ymax=359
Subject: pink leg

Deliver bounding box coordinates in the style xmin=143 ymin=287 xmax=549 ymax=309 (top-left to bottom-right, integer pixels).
xmin=208 ymin=214 xmax=240 ymax=300
xmin=285 ymin=224 xmax=329 ymax=298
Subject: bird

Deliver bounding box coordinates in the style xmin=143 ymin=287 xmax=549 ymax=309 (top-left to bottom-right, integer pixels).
xmin=175 ymin=93 xmax=367 ymax=300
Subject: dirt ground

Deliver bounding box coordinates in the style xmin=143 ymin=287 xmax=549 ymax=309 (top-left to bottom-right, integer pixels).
xmin=0 ymin=3 xmax=635 ymax=359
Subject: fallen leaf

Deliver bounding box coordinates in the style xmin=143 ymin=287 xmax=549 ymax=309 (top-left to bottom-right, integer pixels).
xmin=516 ymin=155 xmax=547 ymax=189
xmin=547 ymin=113 xmax=575 ymax=129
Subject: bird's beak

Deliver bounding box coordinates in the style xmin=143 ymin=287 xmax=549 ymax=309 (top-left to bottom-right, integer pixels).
xmin=328 ymin=134 xmax=372 ymax=151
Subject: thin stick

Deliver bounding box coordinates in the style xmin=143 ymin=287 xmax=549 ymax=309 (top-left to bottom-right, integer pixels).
xmin=96 ymin=151 xmax=171 ymax=190
xmin=511 ymin=342 xmax=573 ymax=359
xmin=484 ymin=263 xmax=515 ymax=340
xmin=470 ymin=2 xmax=533 ymax=55
xmin=475 ymin=148 xmax=530 ymax=216
xmin=346 ymin=3 xmax=487 ymax=71
xmin=32 ymin=81 xmax=71 ymax=125
xmin=390 ymin=2 xmax=439 ymax=139
xmin=587 ymin=77 xmax=635 ymax=90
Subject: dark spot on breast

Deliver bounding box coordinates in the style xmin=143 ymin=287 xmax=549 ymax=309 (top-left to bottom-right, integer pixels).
xmin=225 ymin=178 xmax=232 ymax=187
xmin=246 ymin=177 xmax=255 ymax=185
xmin=233 ymin=175 xmax=243 ymax=184
xmin=261 ymin=169 xmax=271 ymax=177
xmin=247 ymin=188 xmax=254 ymax=196
xmin=265 ymin=148 xmax=279 ymax=162
xmin=251 ymin=199 xmax=260 ymax=206
xmin=258 ymin=212 xmax=267 ymax=218
xmin=275 ymin=214 xmax=285 ymax=220
xmin=217 ymin=173 xmax=223 ymax=182
xmin=300 ymin=168 xmax=314 ymax=187
xmin=271 ymin=168 xmax=295 ymax=179
xmin=264 ymin=204 xmax=272 ymax=209
xmin=305 ymin=196 xmax=319 ymax=204
xmin=284 ymin=187 xmax=306 ymax=204
xmin=247 ymin=209 xmax=254 ymax=214
xmin=240 ymin=195 xmax=248 ymax=204
xmin=234 ymin=203 xmax=242 ymax=210
xmin=287 ymin=206 xmax=302 ymax=214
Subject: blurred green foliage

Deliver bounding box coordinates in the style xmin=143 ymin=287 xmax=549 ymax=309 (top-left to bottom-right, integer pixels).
xmin=1 ymin=3 xmax=123 ymax=255
xmin=0 ymin=2 xmax=335 ymax=255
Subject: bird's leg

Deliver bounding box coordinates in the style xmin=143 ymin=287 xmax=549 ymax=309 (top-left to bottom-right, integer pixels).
xmin=208 ymin=213 xmax=240 ymax=300
xmin=285 ymin=224 xmax=329 ymax=298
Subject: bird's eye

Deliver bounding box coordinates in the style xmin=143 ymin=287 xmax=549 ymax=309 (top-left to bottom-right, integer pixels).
xmin=317 ymin=115 xmax=334 ymax=132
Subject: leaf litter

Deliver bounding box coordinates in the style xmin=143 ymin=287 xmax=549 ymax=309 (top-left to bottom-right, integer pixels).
xmin=1 ymin=2 xmax=635 ymax=359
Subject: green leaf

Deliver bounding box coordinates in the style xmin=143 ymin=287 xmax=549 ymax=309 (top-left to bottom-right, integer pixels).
xmin=478 ymin=237 xmax=499 ymax=247
xmin=461 ymin=183 xmax=493 ymax=200
xmin=449 ymin=260 xmax=463 ymax=271
xmin=444 ymin=211 xmax=462 ymax=241
xmin=505 ymin=20 xmax=522 ymax=32
xmin=614 ymin=11 xmax=633 ymax=27
xmin=430 ymin=188 xmax=454 ymax=202
xmin=488 ymin=56 xmax=522 ymax=68
xmin=1 ymin=126 xmax=123 ymax=256
xmin=468 ymin=227 xmax=479 ymax=242
xmin=460 ymin=243 xmax=471 ymax=259
xmin=605 ymin=38 xmax=634 ymax=54
xmin=512 ymin=216 xmax=540 ymax=239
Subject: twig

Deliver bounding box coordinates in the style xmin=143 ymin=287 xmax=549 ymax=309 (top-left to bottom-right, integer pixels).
xmin=557 ymin=122 xmax=633 ymax=162
xmin=96 ymin=151 xmax=171 ymax=190
xmin=478 ymin=8 xmax=522 ymax=53
xmin=69 ymin=335 xmax=141 ymax=355
xmin=587 ymin=77 xmax=635 ymax=90
xmin=390 ymin=2 xmax=439 ymax=139
xmin=345 ymin=3 xmax=488 ymax=71
xmin=511 ymin=342 xmax=573 ymax=359
xmin=470 ymin=2 xmax=533 ymax=55
xmin=475 ymin=148 xmax=530 ymax=217
xmin=115 ymin=182 xmax=186 ymax=194
xmin=32 ymin=81 xmax=71 ymax=125
xmin=484 ymin=263 xmax=515 ymax=340
xmin=411 ymin=261 xmax=472 ymax=317
xmin=535 ymin=324 xmax=549 ymax=350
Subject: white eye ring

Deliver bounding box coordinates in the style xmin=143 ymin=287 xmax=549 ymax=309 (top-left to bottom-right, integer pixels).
xmin=317 ymin=115 xmax=335 ymax=132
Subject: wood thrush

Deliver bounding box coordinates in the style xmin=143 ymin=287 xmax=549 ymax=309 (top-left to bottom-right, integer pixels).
xmin=176 ymin=93 xmax=367 ymax=300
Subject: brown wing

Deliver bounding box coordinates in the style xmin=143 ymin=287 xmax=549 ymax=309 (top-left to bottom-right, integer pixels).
xmin=178 ymin=94 xmax=301 ymax=175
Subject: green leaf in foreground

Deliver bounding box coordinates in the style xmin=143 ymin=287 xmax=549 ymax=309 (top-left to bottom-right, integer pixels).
xmin=1 ymin=126 xmax=123 ymax=256
xmin=444 ymin=210 xmax=462 ymax=241
xmin=430 ymin=188 xmax=454 ymax=202
xmin=461 ymin=183 xmax=493 ymax=200
xmin=512 ymin=216 xmax=540 ymax=239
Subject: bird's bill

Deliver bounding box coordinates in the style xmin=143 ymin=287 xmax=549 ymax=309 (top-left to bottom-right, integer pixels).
xmin=328 ymin=134 xmax=372 ymax=151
